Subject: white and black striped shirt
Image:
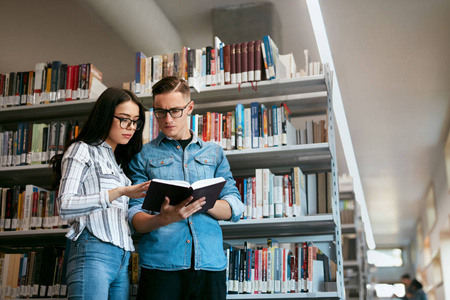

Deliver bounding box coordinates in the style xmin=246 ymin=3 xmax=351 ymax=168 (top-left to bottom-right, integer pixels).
xmin=58 ymin=141 xmax=134 ymax=251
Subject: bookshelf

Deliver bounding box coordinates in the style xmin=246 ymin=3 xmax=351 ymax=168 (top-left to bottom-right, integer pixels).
xmin=1 ymin=71 xmax=345 ymax=299
xmin=143 ymin=67 xmax=345 ymax=299
xmin=0 ymin=96 xmax=99 ymax=299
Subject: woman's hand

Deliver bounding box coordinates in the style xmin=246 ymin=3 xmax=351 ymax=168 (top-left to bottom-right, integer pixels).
xmin=109 ymin=181 xmax=150 ymax=203
xmin=122 ymin=181 xmax=150 ymax=199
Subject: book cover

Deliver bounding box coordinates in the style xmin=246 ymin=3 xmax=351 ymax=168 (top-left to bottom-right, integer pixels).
xmin=142 ymin=177 xmax=226 ymax=212
xmin=241 ymin=42 xmax=248 ymax=83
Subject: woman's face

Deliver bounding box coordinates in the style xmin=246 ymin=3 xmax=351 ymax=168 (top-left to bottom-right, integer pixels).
xmin=104 ymin=100 xmax=140 ymax=150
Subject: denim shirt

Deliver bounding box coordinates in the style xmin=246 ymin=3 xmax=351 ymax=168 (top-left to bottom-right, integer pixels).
xmin=128 ymin=131 xmax=244 ymax=271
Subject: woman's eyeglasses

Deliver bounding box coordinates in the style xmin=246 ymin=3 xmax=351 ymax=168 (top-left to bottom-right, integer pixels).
xmin=113 ymin=116 xmax=143 ymax=130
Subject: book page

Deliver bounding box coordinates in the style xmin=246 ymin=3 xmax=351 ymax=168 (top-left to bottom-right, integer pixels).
xmin=191 ymin=177 xmax=225 ymax=190
xmin=151 ymin=178 xmax=190 ymax=188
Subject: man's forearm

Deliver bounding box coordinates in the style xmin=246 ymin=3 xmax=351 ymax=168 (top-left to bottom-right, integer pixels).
xmin=207 ymin=199 xmax=232 ymax=220
xmin=132 ymin=211 xmax=167 ymax=233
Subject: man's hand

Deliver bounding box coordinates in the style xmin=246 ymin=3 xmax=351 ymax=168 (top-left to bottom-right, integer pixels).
xmin=158 ymin=196 xmax=206 ymax=226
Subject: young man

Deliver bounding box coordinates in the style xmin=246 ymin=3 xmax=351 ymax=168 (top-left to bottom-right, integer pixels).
xmin=128 ymin=76 xmax=244 ymax=300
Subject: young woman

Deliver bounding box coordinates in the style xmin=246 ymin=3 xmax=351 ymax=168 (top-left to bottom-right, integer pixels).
xmin=51 ymin=87 xmax=149 ymax=300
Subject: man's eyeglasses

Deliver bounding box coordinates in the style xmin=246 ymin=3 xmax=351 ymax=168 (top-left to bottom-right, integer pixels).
xmin=153 ymin=101 xmax=191 ymax=119
xmin=113 ymin=116 xmax=143 ymax=130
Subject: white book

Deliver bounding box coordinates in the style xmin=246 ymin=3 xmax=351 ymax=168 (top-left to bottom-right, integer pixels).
xmin=255 ymin=169 xmax=263 ymax=219
xmin=244 ymin=108 xmax=252 ymax=149
xmin=262 ymin=168 xmax=271 ymax=218
xmin=273 ymin=176 xmax=284 ymax=218
xmin=307 ymin=174 xmax=318 ymax=215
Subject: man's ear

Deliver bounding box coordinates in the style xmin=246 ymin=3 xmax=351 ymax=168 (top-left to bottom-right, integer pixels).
xmin=187 ymin=100 xmax=194 ymax=114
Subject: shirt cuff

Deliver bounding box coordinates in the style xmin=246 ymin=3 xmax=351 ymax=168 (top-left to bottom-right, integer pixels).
xmin=222 ymin=195 xmax=245 ymax=222
xmin=100 ymin=190 xmax=111 ymax=209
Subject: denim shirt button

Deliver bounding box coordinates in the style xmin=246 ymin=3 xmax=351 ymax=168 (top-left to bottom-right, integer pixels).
xmin=177 ymin=146 xmax=180 ymax=149
xmin=186 ymin=240 xmax=191 ymax=244
xmin=184 ymin=164 xmax=188 ymax=167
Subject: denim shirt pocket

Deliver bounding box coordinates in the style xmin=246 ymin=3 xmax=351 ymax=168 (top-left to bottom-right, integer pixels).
xmin=148 ymin=156 xmax=175 ymax=180
xmin=194 ymin=156 xmax=215 ymax=179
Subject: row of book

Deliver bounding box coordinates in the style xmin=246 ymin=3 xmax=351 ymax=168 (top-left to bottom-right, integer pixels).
xmin=224 ymin=239 xmax=336 ymax=295
xmin=0 ymin=247 xmax=66 ymax=299
xmin=0 ymin=62 xmax=104 ymax=108
xmin=0 ymin=248 xmax=141 ymax=299
xmin=143 ymin=102 xmax=327 ymax=149
xmin=129 ymin=35 xmax=322 ymax=93
xmin=236 ymin=169 xmax=333 ymax=220
xmin=0 ymin=185 xmax=67 ymax=232
xmin=0 ymin=120 xmax=81 ymax=168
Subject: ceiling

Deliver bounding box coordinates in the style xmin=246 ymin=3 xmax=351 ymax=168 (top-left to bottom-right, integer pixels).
xmin=0 ymin=0 xmax=449 ymax=248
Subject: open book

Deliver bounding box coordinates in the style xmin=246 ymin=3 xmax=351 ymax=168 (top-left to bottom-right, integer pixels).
xmin=142 ymin=177 xmax=226 ymax=212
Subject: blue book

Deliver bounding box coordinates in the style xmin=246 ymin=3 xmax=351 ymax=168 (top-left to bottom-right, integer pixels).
xmin=235 ymin=103 xmax=244 ymax=149
xmin=135 ymin=52 xmax=146 ymax=94
xmin=243 ymin=178 xmax=247 ymax=219
xmin=263 ymin=36 xmax=275 ymax=80
xmin=219 ymin=43 xmax=225 ymax=84
xmin=272 ymin=105 xmax=279 ymax=147
xmin=250 ymin=102 xmax=260 ymax=149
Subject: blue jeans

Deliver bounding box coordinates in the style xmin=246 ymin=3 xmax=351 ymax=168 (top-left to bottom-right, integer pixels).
xmin=66 ymin=229 xmax=130 ymax=300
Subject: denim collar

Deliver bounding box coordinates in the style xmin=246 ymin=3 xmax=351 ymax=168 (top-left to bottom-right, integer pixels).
xmin=154 ymin=130 xmax=203 ymax=148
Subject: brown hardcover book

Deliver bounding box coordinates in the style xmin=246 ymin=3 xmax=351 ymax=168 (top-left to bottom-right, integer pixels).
xmin=182 ymin=46 xmax=189 ymax=80
xmin=162 ymin=54 xmax=168 ymax=78
xmin=167 ymin=53 xmax=174 ymax=77
xmin=223 ymin=45 xmax=231 ymax=84
xmin=254 ymin=40 xmax=262 ymax=82
xmin=211 ymin=49 xmax=217 ymax=86
xmin=236 ymin=43 xmax=242 ymax=84
xmin=248 ymin=41 xmax=255 ymax=82
xmin=230 ymin=44 xmax=236 ymax=84
xmin=241 ymin=42 xmax=248 ymax=83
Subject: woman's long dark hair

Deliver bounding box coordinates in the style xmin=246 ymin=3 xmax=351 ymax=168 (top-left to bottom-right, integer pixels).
xmin=50 ymin=87 xmax=146 ymax=189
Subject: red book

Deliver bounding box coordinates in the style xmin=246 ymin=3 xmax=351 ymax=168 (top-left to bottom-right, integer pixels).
xmin=211 ymin=49 xmax=217 ymax=86
xmin=202 ymin=115 xmax=208 ymax=142
xmin=236 ymin=43 xmax=242 ymax=84
xmin=223 ymin=45 xmax=231 ymax=84
xmin=235 ymin=178 xmax=245 ymax=205
xmin=241 ymin=42 xmax=248 ymax=83
xmin=71 ymin=65 xmax=79 ymax=99
xmin=65 ymin=65 xmax=74 ymax=100
xmin=252 ymin=177 xmax=256 ymax=219
xmin=214 ymin=112 xmax=220 ymax=144
xmin=248 ymin=41 xmax=255 ymax=82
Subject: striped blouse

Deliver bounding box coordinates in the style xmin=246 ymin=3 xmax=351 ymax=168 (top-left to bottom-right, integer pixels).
xmin=58 ymin=141 xmax=134 ymax=251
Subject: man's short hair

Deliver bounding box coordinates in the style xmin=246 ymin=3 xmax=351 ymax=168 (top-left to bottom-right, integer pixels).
xmin=152 ymin=76 xmax=190 ymax=102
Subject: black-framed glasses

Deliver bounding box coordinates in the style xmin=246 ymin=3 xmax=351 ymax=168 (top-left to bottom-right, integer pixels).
xmin=113 ymin=116 xmax=143 ymax=130
xmin=153 ymin=101 xmax=191 ymax=119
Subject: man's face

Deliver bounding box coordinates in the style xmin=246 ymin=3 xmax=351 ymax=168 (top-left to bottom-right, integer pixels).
xmin=401 ymin=278 xmax=411 ymax=286
xmin=153 ymin=92 xmax=193 ymax=140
